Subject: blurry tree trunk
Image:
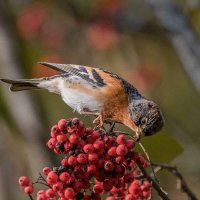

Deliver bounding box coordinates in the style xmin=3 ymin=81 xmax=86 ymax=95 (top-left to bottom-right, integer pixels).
xmin=145 ymin=0 xmax=200 ymax=93
xmin=0 ymin=3 xmax=50 ymax=199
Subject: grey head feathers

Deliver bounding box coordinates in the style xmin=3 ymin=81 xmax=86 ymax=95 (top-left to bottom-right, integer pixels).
xmin=129 ymin=99 xmax=164 ymax=136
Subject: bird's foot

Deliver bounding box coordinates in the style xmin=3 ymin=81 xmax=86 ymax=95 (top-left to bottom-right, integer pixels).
xmin=93 ymin=114 xmax=104 ymax=130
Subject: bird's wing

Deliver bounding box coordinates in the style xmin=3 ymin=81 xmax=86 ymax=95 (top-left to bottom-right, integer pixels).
xmin=40 ymin=62 xmax=124 ymax=92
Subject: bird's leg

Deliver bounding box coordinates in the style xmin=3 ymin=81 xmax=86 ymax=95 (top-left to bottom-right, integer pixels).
xmin=108 ymin=120 xmax=116 ymax=133
xmin=93 ymin=114 xmax=104 ymax=130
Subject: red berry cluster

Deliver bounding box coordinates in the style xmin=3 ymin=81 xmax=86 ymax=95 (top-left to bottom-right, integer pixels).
xmin=18 ymin=118 xmax=152 ymax=200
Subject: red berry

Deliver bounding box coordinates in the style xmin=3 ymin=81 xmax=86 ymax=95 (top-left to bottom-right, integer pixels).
xmin=83 ymin=180 xmax=91 ymax=189
xmin=88 ymin=153 xmax=99 ymax=164
xmin=64 ymin=141 xmax=74 ymax=151
xmin=67 ymin=126 xmax=76 ymax=135
xmin=57 ymin=190 xmax=64 ymax=197
xmin=73 ymin=181 xmax=83 ymax=192
xmin=77 ymin=125 xmax=85 ymax=136
xmin=93 ymin=140 xmax=104 ymax=150
xmin=111 ymin=186 xmax=124 ymax=195
xmin=95 ymin=171 xmax=105 ymax=182
xmin=107 ymin=146 xmax=117 ymax=157
xmin=36 ymin=194 xmax=47 ymax=200
xmin=47 ymin=138 xmax=57 ymax=149
xmin=115 ymin=156 xmax=124 ymax=164
xmin=76 ymin=139 xmax=86 ymax=149
xmin=37 ymin=190 xmax=45 ymax=195
xmin=87 ymin=164 xmax=97 ymax=174
xmin=24 ymin=185 xmax=34 ymax=194
xmin=64 ymin=187 xmax=75 ymax=199
xmin=85 ymin=128 xmax=93 ymax=135
xmin=69 ymin=134 xmax=79 ymax=144
xmin=115 ymin=178 xmax=124 ymax=188
xmin=103 ymin=179 xmax=113 ymax=191
xmin=97 ymin=158 xmax=105 ymax=168
xmin=124 ymin=173 xmax=134 ymax=183
xmin=93 ymin=183 xmax=103 ymax=194
xmin=116 ymin=144 xmax=128 ymax=156
xmin=142 ymin=190 xmax=151 ymax=198
xmin=42 ymin=167 xmax=51 ymax=176
xmin=46 ymin=171 xmax=58 ymax=185
xmin=77 ymin=153 xmax=88 ymax=164
xmin=132 ymin=180 xmax=139 ymax=186
xmin=59 ymin=172 xmax=70 ymax=182
xmin=129 ymin=183 xmax=141 ymax=196
xmin=116 ymin=134 xmax=126 ymax=144
xmin=91 ymin=131 xmax=100 ymax=139
xmin=143 ymin=180 xmax=151 ymax=188
xmin=83 ymin=144 xmax=94 ymax=153
xmin=58 ymin=119 xmax=67 ymax=130
xmin=72 ymin=117 xmax=80 ymax=125
xmin=115 ymin=164 xmax=125 ymax=173
xmin=133 ymin=169 xmax=140 ymax=177
xmin=46 ymin=188 xmax=55 ymax=198
xmin=57 ymin=133 xmax=67 ymax=142
xmin=86 ymin=135 xmax=96 ymax=144
xmin=68 ymin=155 xmax=77 ymax=166
xmin=61 ymin=158 xmax=68 ymax=166
xmin=104 ymin=160 xmax=115 ymax=171
xmin=66 ymin=176 xmax=75 ymax=185
xmin=50 ymin=124 xmax=60 ymax=138
xmin=18 ymin=176 xmax=30 ymax=187
xmin=52 ymin=182 xmax=63 ymax=192
xmin=125 ymin=194 xmax=136 ymax=200
xmin=126 ymin=139 xmax=135 ymax=149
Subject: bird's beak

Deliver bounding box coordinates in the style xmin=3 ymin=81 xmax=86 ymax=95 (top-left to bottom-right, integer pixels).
xmin=135 ymin=126 xmax=144 ymax=142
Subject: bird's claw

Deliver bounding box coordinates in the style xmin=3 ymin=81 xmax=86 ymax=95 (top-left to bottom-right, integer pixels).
xmin=93 ymin=115 xmax=104 ymax=130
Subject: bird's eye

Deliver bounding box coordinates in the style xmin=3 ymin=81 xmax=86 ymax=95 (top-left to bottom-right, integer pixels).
xmin=140 ymin=117 xmax=147 ymax=125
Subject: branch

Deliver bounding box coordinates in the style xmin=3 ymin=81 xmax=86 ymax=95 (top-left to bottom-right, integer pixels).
xmin=135 ymin=159 xmax=170 ymax=200
xmin=152 ymin=163 xmax=198 ymax=200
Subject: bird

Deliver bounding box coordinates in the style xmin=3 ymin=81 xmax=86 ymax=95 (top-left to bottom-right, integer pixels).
xmin=0 ymin=62 xmax=164 ymax=140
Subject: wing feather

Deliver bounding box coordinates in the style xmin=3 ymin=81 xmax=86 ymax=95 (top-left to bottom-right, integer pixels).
xmin=40 ymin=62 xmax=107 ymax=88
xmin=39 ymin=62 xmax=140 ymax=100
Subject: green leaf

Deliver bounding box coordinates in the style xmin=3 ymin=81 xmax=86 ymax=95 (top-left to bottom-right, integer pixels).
xmin=136 ymin=131 xmax=183 ymax=163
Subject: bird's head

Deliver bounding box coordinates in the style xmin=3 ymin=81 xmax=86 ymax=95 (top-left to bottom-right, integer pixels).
xmin=129 ymin=100 xmax=164 ymax=138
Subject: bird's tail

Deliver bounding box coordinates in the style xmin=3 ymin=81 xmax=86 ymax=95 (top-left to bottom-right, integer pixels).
xmin=0 ymin=78 xmax=43 ymax=92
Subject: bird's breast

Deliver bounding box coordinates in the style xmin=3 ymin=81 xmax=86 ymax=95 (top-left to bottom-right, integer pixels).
xmin=60 ymin=87 xmax=103 ymax=114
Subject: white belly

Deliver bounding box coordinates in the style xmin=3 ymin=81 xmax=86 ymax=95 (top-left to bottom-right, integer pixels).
xmin=41 ymin=76 xmax=103 ymax=115
xmin=60 ymin=88 xmax=102 ymax=114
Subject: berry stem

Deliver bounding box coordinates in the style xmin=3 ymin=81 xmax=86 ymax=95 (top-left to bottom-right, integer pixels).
xmin=138 ymin=142 xmax=159 ymax=183
xmin=108 ymin=120 xmax=116 ymax=133
xmin=28 ymin=194 xmax=34 ymax=200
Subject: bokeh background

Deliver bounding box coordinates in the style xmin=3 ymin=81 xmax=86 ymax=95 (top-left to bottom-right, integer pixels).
xmin=0 ymin=0 xmax=200 ymax=199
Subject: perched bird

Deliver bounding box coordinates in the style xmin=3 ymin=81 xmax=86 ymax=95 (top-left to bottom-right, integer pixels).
xmin=0 ymin=62 xmax=164 ymax=140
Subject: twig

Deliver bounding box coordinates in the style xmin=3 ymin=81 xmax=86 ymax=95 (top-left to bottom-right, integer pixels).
xmin=152 ymin=163 xmax=198 ymax=200
xmin=28 ymin=194 xmax=34 ymax=200
xmin=138 ymin=142 xmax=159 ymax=184
xmin=135 ymin=159 xmax=170 ymax=200
xmin=108 ymin=121 xmax=116 ymax=133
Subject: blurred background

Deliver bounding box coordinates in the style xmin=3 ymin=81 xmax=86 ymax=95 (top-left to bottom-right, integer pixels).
xmin=0 ymin=0 xmax=200 ymax=199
